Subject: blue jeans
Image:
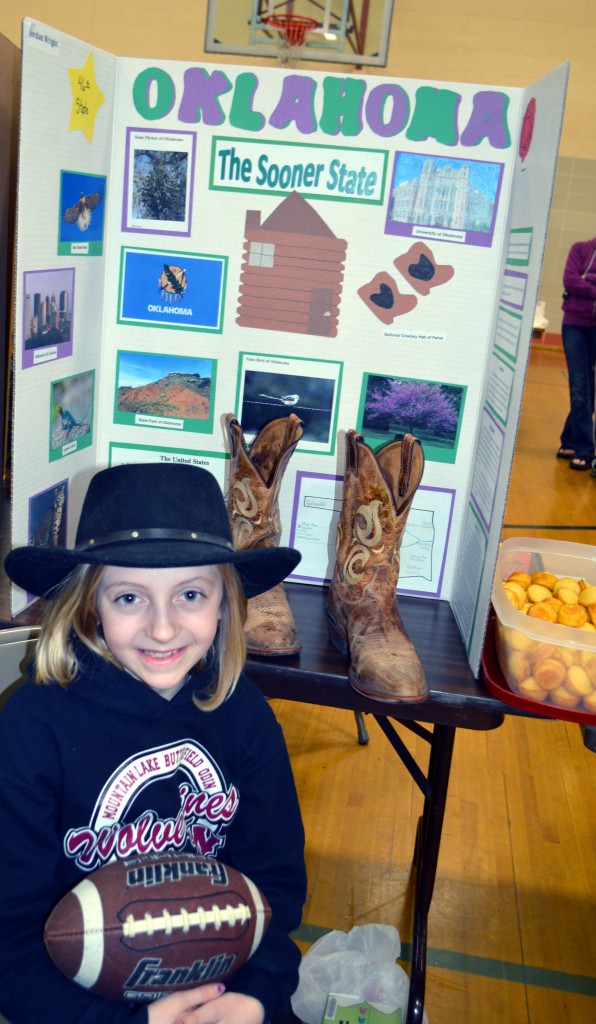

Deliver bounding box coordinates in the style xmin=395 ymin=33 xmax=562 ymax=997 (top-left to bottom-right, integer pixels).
xmin=560 ymin=324 xmax=596 ymax=458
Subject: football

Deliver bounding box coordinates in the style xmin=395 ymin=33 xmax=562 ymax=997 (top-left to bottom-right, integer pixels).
xmin=44 ymin=852 xmax=271 ymax=1004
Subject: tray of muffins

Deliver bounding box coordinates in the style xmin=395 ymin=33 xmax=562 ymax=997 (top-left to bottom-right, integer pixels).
xmin=484 ymin=538 xmax=596 ymax=724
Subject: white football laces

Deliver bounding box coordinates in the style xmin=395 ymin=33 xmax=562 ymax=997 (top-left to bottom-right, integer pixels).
xmin=122 ymin=902 xmax=252 ymax=937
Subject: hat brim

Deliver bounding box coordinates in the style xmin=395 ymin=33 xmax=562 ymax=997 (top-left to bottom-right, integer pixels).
xmin=4 ymin=541 xmax=301 ymax=600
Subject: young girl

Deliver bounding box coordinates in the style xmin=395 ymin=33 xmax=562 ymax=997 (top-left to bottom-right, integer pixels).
xmin=0 ymin=462 xmax=306 ymax=1024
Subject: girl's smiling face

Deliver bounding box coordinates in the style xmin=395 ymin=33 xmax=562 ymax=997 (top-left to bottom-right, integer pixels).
xmin=96 ymin=564 xmax=223 ymax=692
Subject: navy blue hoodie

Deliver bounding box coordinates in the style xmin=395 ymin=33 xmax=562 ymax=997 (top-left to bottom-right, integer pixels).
xmin=0 ymin=646 xmax=306 ymax=1023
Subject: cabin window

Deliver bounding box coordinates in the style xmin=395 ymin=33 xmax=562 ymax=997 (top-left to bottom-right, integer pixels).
xmin=248 ymin=241 xmax=275 ymax=267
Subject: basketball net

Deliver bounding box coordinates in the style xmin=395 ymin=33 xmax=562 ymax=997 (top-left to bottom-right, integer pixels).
xmin=264 ymin=14 xmax=318 ymax=68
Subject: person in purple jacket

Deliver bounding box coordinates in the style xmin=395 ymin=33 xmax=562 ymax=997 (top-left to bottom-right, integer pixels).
xmin=0 ymin=462 xmax=306 ymax=1024
xmin=558 ymin=237 xmax=596 ymax=470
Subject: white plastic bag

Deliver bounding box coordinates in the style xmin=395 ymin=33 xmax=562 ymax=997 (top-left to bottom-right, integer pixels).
xmin=291 ymin=924 xmax=428 ymax=1024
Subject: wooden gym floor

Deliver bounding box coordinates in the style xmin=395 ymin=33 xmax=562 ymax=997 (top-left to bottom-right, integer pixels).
xmin=0 ymin=347 xmax=594 ymax=1021
xmin=269 ymin=347 xmax=596 ymax=1023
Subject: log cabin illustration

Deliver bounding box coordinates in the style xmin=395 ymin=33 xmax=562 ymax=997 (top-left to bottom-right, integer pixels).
xmin=236 ymin=191 xmax=347 ymax=338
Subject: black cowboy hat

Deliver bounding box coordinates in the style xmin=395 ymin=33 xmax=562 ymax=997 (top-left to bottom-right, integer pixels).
xmin=5 ymin=463 xmax=301 ymax=599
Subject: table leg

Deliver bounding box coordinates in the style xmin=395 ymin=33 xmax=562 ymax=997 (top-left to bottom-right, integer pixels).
xmin=406 ymin=724 xmax=456 ymax=1024
xmin=354 ymin=711 xmax=369 ymax=744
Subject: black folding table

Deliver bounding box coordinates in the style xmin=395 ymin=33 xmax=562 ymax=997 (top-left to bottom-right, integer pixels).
xmin=245 ymin=583 xmax=525 ymax=1024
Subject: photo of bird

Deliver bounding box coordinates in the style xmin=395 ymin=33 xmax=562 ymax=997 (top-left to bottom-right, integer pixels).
xmin=259 ymin=393 xmax=300 ymax=406
xmin=63 ymin=191 xmax=103 ymax=232
xmin=243 ymin=368 xmax=336 ymax=443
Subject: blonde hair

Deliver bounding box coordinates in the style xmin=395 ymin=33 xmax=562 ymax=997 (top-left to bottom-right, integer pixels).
xmin=34 ymin=562 xmax=247 ymax=711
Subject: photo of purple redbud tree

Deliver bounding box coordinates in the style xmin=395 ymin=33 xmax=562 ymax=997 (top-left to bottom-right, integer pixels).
xmin=363 ymin=375 xmax=464 ymax=449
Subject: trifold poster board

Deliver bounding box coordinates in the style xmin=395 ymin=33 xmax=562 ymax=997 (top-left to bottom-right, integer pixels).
xmin=11 ymin=17 xmax=568 ymax=675
xmin=0 ymin=32 xmax=20 ymax=474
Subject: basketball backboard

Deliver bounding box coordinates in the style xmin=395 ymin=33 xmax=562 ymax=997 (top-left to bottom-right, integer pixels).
xmin=205 ymin=1 xmax=395 ymax=67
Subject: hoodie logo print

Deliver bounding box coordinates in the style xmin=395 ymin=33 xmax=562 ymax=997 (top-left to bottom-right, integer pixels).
xmin=64 ymin=740 xmax=239 ymax=871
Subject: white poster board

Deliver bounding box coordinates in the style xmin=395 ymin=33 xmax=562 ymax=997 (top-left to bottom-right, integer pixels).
xmin=10 ymin=18 xmax=568 ymax=676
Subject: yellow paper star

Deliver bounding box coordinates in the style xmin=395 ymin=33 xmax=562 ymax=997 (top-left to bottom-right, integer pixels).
xmin=68 ymin=53 xmax=105 ymax=143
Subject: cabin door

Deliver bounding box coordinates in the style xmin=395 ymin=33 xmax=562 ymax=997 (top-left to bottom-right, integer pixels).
xmin=308 ymin=289 xmax=335 ymax=337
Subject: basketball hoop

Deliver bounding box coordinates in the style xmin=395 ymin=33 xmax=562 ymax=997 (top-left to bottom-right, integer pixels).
xmin=264 ymin=14 xmax=318 ymax=67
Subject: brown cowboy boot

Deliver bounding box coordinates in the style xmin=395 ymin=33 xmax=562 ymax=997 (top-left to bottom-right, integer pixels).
xmin=226 ymin=413 xmax=304 ymax=655
xmin=326 ymin=430 xmax=428 ymax=702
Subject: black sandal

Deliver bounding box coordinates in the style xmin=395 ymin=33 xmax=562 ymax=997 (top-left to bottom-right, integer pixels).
xmin=556 ymin=447 xmax=575 ymax=459
xmin=569 ymin=457 xmax=591 ymax=471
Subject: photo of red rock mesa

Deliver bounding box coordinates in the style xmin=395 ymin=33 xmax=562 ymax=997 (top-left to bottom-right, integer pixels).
xmin=117 ymin=371 xmax=210 ymax=419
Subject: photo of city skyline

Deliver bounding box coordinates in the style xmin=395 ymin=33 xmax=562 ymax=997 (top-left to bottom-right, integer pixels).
xmin=22 ymin=267 xmax=74 ymax=369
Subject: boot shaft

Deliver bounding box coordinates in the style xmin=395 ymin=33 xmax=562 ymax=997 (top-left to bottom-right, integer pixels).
xmin=334 ymin=430 xmax=424 ymax=592
xmin=226 ymin=413 xmax=304 ymax=550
